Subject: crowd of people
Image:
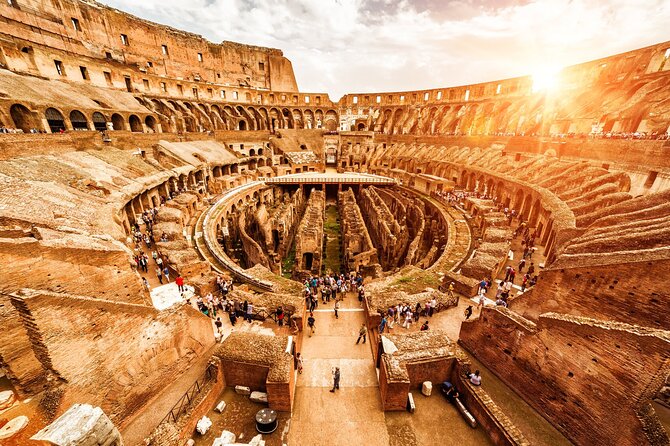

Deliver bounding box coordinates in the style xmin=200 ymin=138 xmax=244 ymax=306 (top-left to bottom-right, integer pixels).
xmin=378 ymin=297 xmax=439 ymax=334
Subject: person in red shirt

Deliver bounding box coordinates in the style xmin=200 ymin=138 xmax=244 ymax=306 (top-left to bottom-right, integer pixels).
xmin=176 ymin=274 xmax=185 ymax=293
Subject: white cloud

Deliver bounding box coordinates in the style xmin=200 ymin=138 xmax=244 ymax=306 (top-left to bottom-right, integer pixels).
xmin=103 ymin=0 xmax=670 ymax=100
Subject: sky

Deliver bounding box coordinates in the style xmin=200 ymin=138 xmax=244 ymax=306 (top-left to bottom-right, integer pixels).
xmin=103 ymin=0 xmax=670 ymax=100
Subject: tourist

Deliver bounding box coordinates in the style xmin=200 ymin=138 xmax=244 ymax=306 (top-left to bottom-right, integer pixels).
xmin=307 ymin=312 xmax=316 ymax=336
xmin=214 ymin=317 xmax=223 ymax=337
xmin=442 ymin=381 xmax=459 ymax=403
xmin=469 ymin=370 xmax=482 ymax=386
xmin=329 ymin=367 xmax=340 ymax=393
xmin=379 ymin=315 xmax=387 ymax=333
xmin=386 ymin=314 xmax=395 ymax=331
xmin=162 ymin=266 xmax=170 ymax=283
xmin=447 ymin=282 xmax=455 ymax=298
xmin=403 ymin=310 xmax=413 ymax=329
xmin=357 ymin=286 xmax=365 ymax=306
xmin=477 ymin=293 xmax=486 ymax=310
xmin=420 ymin=321 xmax=429 ymax=331
xmin=334 ymin=299 xmax=340 ymax=319
xmin=276 ymin=306 xmax=285 ymax=326
xmin=228 ymin=309 xmax=237 ymax=326
xmin=356 ymin=324 xmax=367 ymax=344
xmin=141 ymin=277 xmax=150 ymax=291
xmin=464 ymin=305 xmax=473 ymax=320
xmin=429 ymin=296 xmax=437 ymax=316
xmin=155 ymin=266 xmax=163 ymax=284
xmin=414 ymin=302 xmax=422 ymax=320
xmin=296 ymin=352 xmax=304 ymax=374
xmin=246 ymin=301 xmax=254 ymax=322
xmin=176 ymin=274 xmax=185 ymax=292
xmin=527 ymin=262 xmax=535 ymax=276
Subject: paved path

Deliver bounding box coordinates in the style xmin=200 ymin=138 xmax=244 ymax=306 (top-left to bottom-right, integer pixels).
xmin=287 ymin=293 xmax=389 ymax=445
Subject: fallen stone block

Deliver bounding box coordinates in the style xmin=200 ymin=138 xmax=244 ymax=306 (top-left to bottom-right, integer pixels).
xmin=248 ymin=434 xmax=265 ymax=446
xmin=422 ymin=381 xmax=432 ymax=396
xmin=249 ymin=391 xmax=268 ymax=404
xmin=235 ymin=385 xmax=251 ymax=395
xmin=196 ymin=416 xmax=212 ymax=435
xmin=0 ymin=390 xmax=15 ymax=410
xmin=212 ymin=430 xmax=236 ymax=446
xmin=215 ymin=400 xmax=227 ymax=413
xmin=0 ymin=416 xmax=29 ymax=440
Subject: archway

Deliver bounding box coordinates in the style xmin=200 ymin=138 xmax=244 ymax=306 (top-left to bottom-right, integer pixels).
xmin=129 ymin=115 xmax=142 ymax=132
xmin=92 ymin=112 xmax=107 ymax=131
xmin=69 ymin=110 xmax=89 ymax=130
xmin=239 ymin=120 xmax=247 ymax=131
xmin=145 ymin=115 xmax=157 ymax=132
xmin=45 ymin=108 xmax=66 ymax=133
xmin=111 ymin=113 xmax=125 ymax=130
xmin=10 ymin=104 xmax=36 ymax=132
xmin=357 ymin=123 xmax=366 ymax=131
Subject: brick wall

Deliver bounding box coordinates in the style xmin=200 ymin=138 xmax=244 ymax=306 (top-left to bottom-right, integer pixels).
xmin=459 ymin=307 xmax=670 ymax=446
xmin=511 ymin=260 xmax=670 ymax=329
xmin=12 ymin=290 xmax=214 ymax=424
xmin=220 ymin=361 xmax=269 ymax=391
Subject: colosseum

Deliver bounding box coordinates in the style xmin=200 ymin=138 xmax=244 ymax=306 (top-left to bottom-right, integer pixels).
xmin=0 ymin=1 xmax=669 ymax=445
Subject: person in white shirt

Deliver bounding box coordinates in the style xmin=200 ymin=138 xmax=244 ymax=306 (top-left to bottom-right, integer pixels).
xmin=469 ymin=370 xmax=482 ymax=386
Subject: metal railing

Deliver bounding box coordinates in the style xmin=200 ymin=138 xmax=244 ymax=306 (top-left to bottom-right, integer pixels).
xmin=159 ymin=362 xmax=218 ymax=426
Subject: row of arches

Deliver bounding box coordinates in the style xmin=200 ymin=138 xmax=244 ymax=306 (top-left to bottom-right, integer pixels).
xmin=138 ymin=97 xmax=340 ymax=133
xmin=5 ymin=103 xmax=157 ymax=133
xmin=365 ymin=99 xmax=547 ymax=136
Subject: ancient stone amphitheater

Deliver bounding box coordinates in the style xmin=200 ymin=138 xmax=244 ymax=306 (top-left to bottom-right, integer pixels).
xmin=0 ymin=2 xmax=669 ymax=446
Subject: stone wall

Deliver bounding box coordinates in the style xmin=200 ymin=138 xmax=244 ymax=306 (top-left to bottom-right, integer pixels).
xmin=293 ymin=189 xmax=325 ymax=279
xmin=337 ymin=188 xmax=378 ymax=272
xmin=1 ymin=289 xmax=215 ymax=425
xmin=511 ymin=259 xmax=670 ymax=329
xmin=459 ymin=307 xmax=670 ymax=446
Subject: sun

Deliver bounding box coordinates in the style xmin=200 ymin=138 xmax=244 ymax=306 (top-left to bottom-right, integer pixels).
xmin=531 ymin=67 xmax=562 ymax=92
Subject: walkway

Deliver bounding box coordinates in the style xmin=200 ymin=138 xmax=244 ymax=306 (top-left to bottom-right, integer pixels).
xmin=287 ymin=293 xmax=389 ymax=445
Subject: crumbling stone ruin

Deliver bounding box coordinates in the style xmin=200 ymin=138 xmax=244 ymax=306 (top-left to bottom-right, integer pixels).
xmin=0 ymin=1 xmax=668 ymax=445
xmin=293 ymin=190 xmax=325 ymax=279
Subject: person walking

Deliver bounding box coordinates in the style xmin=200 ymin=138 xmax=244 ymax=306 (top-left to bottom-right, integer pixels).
xmin=356 ymin=324 xmax=367 ymax=344
xmin=246 ymin=301 xmax=254 ymax=322
xmin=155 ymin=266 xmax=163 ymax=284
xmin=214 ymin=317 xmax=223 ymax=338
xmin=307 ymin=312 xmax=316 ymax=337
xmin=403 ymin=311 xmax=413 ymax=329
xmin=142 ymin=277 xmax=150 ymax=291
xmin=176 ymin=274 xmax=185 ymax=293
xmin=163 ymin=266 xmax=170 ymax=283
xmin=296 ymin=352 xmax=304 ymax=374
xmin=464 ymin=305 xmax=473 ymax=320
xmin=329 ymin=367 xmax=340 ymax=393
xmin=334 ymin=300 xmax=340 ymax=319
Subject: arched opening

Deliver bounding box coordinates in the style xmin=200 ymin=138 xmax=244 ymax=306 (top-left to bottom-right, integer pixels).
xmin=249 ymin=148 xmax=256 ymax=156
xmin=92 ymin=112 xmax=107 ymax=131
xmin=111 ymin=113 xmax=125 ymax=131
xmin=357 ymin=123 xmax=366 ymax=131
xmin=145 ymin=115 xmax=157 ymax=132
xmin=258 ymin=148 xmax=264 ymax=156
xmin=10 ymin=103 xmax=36 ymax=132
xmin=45 ymin=108 xmax=66 ymax=133
xmin=238 ymin=120 xmax=247 ymax=131
xmin=129 ymin=115 xmax=142 ymax=132
xmin=69 ymin=110 xmax=89 ymax=130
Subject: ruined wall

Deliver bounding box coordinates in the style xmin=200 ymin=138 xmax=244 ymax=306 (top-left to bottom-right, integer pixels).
xmin=511 ymin=259 xmax=670 ymax=329
xmin=0 ymin=236 xmax=146 ymax=304
xmin=338 ymin=188 xmax=378 ymax=272
xmin=459 ymin=308 xmax=670 ymax=446
xmin=358 ymin=186 xmax=408 ymax=269
xmin=0 ymin=0 xmax=295 ymax=90
xmin=339 ymin=41 xmax=670 ymax=139
xmin=293 ymin=189 xmax=324 ymax=278
xmin=3 ymin=289 xmax=215 ymax=425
